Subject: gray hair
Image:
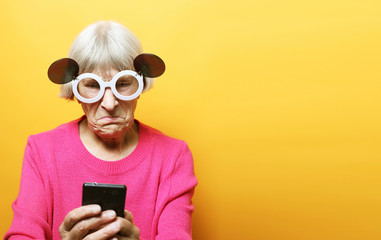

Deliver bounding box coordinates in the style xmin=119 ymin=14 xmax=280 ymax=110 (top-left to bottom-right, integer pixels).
xmin=59 ymin=21 xmax=154 ymax=100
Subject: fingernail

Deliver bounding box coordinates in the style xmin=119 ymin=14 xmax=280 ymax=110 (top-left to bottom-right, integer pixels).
xmin=104 ymin=210 xmax=116 ymax=218
xmin=89 ymin=205 xmax=101 ymax=213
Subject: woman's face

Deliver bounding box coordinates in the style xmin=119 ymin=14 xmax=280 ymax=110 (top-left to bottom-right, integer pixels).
xmin=79 ymin=68 xmax=139 ymax=139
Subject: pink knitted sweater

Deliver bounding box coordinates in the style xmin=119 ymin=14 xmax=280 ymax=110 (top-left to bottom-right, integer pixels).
xmin=5 ymin=117 xmax=197 ymax=240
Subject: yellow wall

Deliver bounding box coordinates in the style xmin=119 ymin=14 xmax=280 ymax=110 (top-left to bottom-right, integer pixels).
xmin=1 ymin=0 xmax=380 ymax=239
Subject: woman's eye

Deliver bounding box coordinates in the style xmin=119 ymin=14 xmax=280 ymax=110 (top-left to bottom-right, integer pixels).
xmin=87 ymin=84 xmax=99 ymax=88
xmin=117 ymin=81 xmax=131 ymax=87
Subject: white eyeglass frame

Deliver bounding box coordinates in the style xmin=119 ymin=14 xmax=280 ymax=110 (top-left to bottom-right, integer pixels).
xmin=72 ymin=70 xmax=144 ymax=103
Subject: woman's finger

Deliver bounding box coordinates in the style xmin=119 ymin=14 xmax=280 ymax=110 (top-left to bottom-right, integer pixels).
xmin=117 ymin=217 xmax=140 ymax=239
xmin=84 ymin=219 xmax=122 ymax=240
xmin=124 ymin=210 xmax=133 ymax=222
xmin=68 ymin=210 xmax=117 ymax=239
xmin=60 ymin=205 xmax=101 ymax=233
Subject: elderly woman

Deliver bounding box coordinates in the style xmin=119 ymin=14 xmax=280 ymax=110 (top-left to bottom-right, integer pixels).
xmin=5 ymin=21 xmax=197 ymax=240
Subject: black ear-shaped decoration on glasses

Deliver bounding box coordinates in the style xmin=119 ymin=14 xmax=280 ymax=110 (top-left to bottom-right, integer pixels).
xmin=134 ymin=54 xmax=165 ymax=78
xmin=48 ymin=58 xmax=79 ymax=84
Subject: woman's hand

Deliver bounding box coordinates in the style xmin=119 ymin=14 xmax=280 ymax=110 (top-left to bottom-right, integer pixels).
xmin=59 ymin=205 xmax=140 ymax=240
xmin=112 ymin=210 xmax=140 ymax=240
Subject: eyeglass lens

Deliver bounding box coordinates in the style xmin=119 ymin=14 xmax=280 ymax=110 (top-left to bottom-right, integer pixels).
xmin=77 ymin=75 xmax=140 ymax=100
xmin=78 ymin=78 xmax=100 ymax=99
xmin=115 ymin=75 xmax=139 ymax=96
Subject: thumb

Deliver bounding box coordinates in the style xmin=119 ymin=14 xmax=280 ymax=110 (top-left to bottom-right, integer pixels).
xmin=124 ymin=210 xmax=134 ymax=222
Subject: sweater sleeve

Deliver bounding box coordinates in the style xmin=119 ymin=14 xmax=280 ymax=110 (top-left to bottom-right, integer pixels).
xmin=154 ymin=142 xmax=198 ymax=240
xmin=4 ymin=137 xmax=53 ymax=239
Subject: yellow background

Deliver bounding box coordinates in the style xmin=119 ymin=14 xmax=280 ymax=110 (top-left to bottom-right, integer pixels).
xmin=1 ymin=0 xmax=380 ymax=239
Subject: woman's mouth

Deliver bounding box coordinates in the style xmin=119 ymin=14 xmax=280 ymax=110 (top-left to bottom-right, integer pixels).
xmin=98 ymin=116 xmax=123 ymax=124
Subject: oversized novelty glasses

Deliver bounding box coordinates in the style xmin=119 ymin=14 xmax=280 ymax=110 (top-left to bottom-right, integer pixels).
xmin=73 ymin=71 xmax=143 ymax=103
xmin=47 ymin=54 xmax=165 ymax=103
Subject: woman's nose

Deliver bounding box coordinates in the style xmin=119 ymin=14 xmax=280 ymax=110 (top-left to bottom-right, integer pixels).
xmin=100 ymin=88 xmax=119 ymax=111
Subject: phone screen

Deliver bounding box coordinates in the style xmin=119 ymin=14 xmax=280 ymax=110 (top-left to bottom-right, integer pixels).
xmin=82 ymin=182 xmax=127 ymax=217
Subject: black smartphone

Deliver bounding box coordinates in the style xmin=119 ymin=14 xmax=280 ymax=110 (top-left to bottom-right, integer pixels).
xmin=82 ymin=182 xmax=127 ymax=217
